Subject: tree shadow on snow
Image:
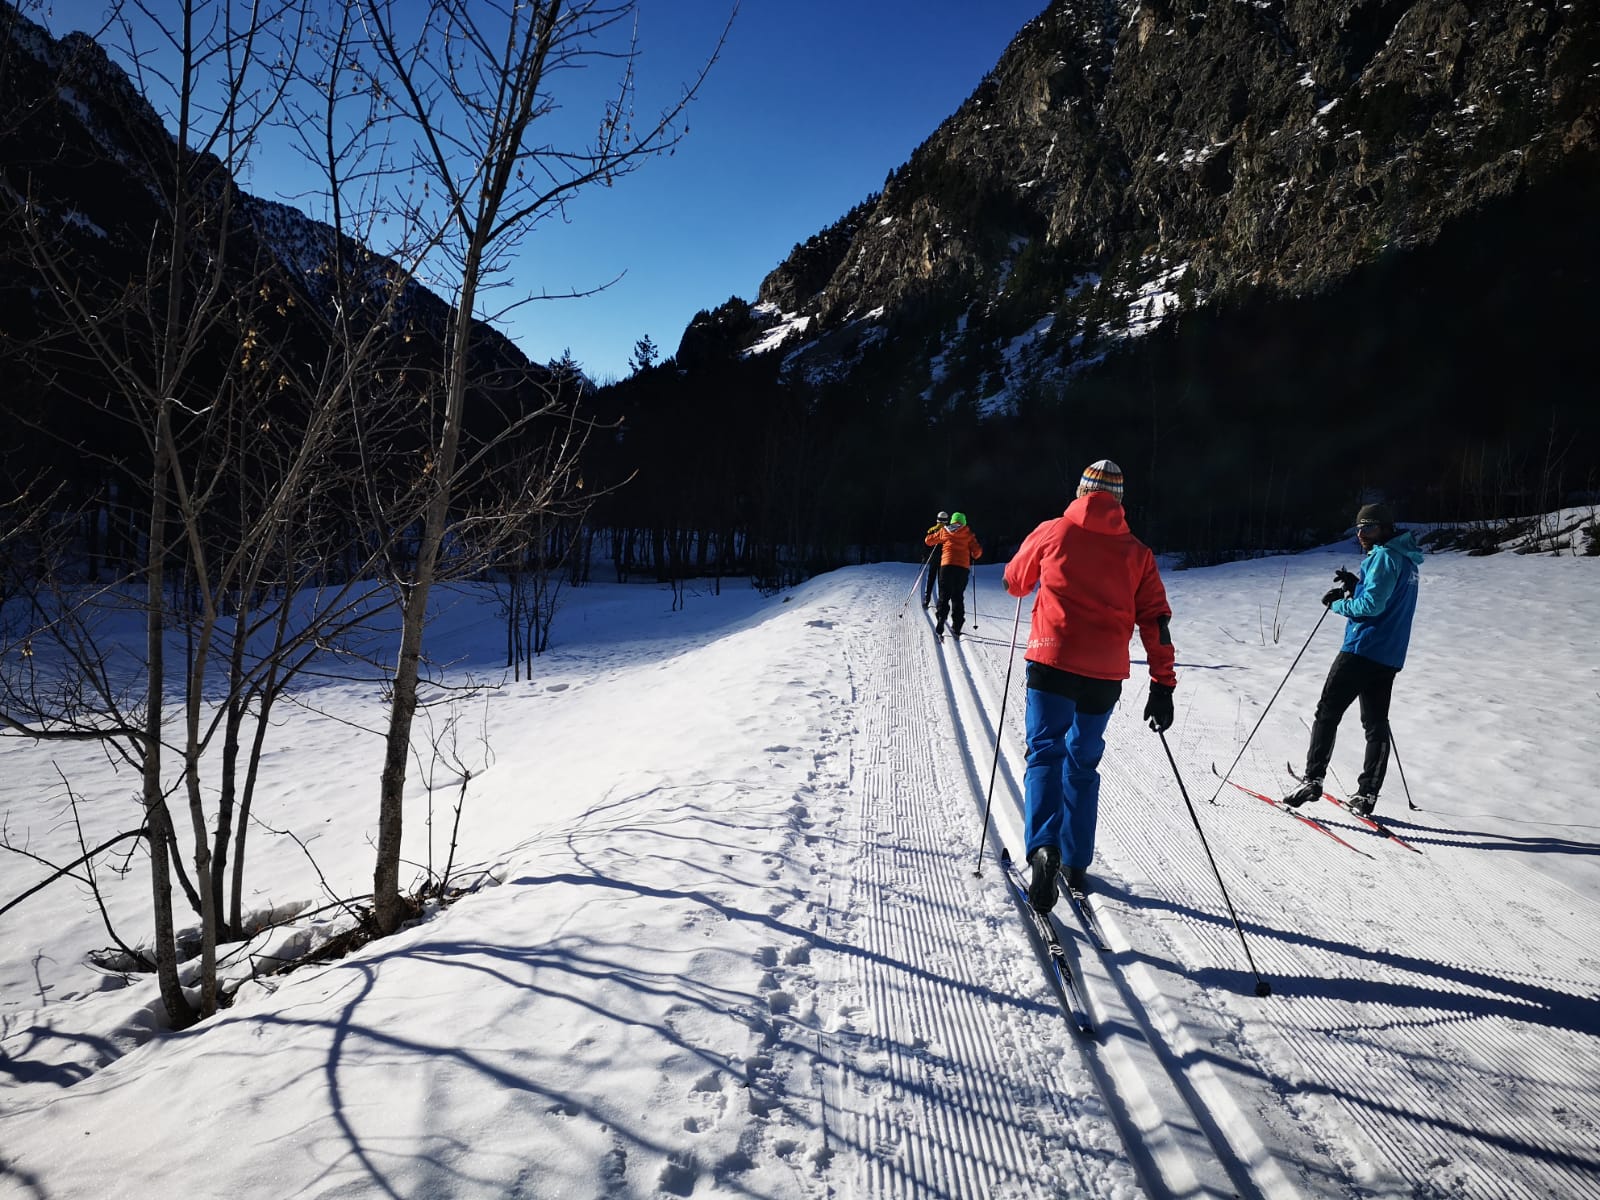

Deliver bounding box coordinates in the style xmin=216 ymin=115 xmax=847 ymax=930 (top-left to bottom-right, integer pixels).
xmin=0 ymin=1024 xmax=115 ymax=1089
xmin=179 ymin=863 xmax=1096 ymax=1200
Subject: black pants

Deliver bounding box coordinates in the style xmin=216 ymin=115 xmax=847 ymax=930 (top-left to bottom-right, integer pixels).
xmin=1304 ymin=651 xmax=1398 ymax=795
xmin=921 ymin=549 xmax=939 ymax=606
xmin=935 ymin=565 xmax=970 ymax=633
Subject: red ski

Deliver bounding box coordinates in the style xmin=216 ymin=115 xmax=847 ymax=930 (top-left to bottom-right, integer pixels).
xmin=1212 ymin=770 xmax=1370 ymax=856
xmin=1285 ymin=765 xmax=1423 ymax=854
xmin=1326 ymin=796 xmax=1421 ymax=853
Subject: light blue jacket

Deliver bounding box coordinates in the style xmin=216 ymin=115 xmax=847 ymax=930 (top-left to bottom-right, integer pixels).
xmin=1332 ymin=530 xmax=1423 ymax=669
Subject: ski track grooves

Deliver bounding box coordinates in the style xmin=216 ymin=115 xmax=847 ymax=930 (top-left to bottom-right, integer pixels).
xmin=811 ymin=575 xmax=1600 ymax=1199
xmin=952 ymin=579 xmax=1600 ymax=1200
xmin=943 ymin=621 xmax=1288 ymax=1200
xmin=818 ymin=585 xmax=1134 ymax=1198
xmin=1135 ymin=716 xmax=1600 ymax=1199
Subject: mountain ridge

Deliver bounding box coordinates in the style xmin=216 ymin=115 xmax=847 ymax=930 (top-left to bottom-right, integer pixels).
xmin=751 ymin=0 xmax=1598 ymax=349
xmin=641 ymin=0 xmax=1598 ymax=566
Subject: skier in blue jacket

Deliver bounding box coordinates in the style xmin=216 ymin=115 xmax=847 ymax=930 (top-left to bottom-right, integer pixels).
xmin=1285 ymin=502 xmax=1424 ymax=815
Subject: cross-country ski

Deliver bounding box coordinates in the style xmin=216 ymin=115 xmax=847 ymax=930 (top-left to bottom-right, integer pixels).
xmin=1212 ymin=766 xmax=1372 ymax=855
xmin=1287 ymin=763 xmax=1424 ymax=853
xmin=999 ymin=848 xmax=1096 ymax=1038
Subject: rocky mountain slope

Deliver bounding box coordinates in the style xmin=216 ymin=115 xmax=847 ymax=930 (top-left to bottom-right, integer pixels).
xmin=4 ymin=0 xmax=1596 ymax=570
xmin=743 ymin=0 xmax=1598 ymax=374
xmin=650 ymin=0 xmax=1599 ymax=560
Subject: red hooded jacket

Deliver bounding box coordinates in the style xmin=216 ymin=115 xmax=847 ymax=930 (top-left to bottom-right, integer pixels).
xmin=1003 ymin=492 xmax=1176 ymax=687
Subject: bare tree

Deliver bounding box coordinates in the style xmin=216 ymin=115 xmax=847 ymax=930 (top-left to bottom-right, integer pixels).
xmin=0 ymin=0 xmax=319 ymax=1025
xmin=340 ymin=0 xmax=732 ymax=934
xmin=495 ymin=505 xmax=591 ymax=677
xmin=2 ymin=0 xmax=732 ymax=1018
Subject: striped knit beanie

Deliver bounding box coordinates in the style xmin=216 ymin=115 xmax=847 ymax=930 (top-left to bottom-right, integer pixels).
xmin=1078 ymin=458 xmax=1125 ymax=500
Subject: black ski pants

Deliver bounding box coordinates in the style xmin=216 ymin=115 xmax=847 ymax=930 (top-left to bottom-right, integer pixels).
xmin=935 ymin=564 xmax=970 ymax=634
xmin=1303 ymin=650 xmax=1398 ymax=795
xmin=921 ymin=545 xmax=940 ymax=607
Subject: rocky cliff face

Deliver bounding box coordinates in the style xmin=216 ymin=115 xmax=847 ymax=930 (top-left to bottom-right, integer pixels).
xmin=742 ymin=0 xmax=1598 ymax=385
xmin=647 ymin=0 xmax=1600 ymax=562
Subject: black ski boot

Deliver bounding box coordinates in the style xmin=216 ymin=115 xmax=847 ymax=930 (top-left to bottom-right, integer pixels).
xmin=1283 ymin=779 xmax=1322 ymax=808
xmin=1065 ymin=866 xmax=1088 ymax=893
xmin=1027 ymin=847 xmax=1059 ymax=914
xmin=1348 ymin=791 xmax=1378 ymax=815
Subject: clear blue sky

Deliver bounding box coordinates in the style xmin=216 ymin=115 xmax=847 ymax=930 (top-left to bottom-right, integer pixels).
xmin=508 ymin=1 xmax=1048 ymax=381
xmin=37 ymin=0 xmax=1047 ymax=382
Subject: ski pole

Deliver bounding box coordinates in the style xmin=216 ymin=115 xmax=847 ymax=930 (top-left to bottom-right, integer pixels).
xmin=968 ymin=567 xmax=979 ymax=630
xmin=1159 ymin=731 xmax=1273 ymax=997
xmin=973 ymin=594 xmax=1026 ymax=875
xmin=1208 ymin=603 xmax=1332 ymax=804
xmin=899 ymin=545 xmax=939 ymax=618
xmin=1388 ymin=726 xmax=1419 ymax=810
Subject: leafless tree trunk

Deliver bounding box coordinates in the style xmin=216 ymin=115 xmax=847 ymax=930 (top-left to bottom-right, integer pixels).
xmin=351 ymin=0 xmax=731 ymax=934
xmin=0 ymin=0 xmax=346 ymax=1025
xmin=143 ymin=401 xmax=192 ymax=1020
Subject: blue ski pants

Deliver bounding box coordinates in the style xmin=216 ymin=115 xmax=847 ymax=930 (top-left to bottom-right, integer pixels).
xmin=1023 ymin=687 xmax=1114 ymax=870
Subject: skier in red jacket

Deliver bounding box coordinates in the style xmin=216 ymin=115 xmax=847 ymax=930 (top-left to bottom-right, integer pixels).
xmin=1003 ymin=459 xmax=1177 ymax=913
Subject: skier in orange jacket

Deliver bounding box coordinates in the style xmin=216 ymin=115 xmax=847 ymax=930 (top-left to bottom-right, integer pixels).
xmin=925 ymin=511 xmax=983 ymax=640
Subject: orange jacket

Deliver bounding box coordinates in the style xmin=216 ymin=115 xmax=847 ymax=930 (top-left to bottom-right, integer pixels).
xmin=1003 ymin=491 xmax=1176 ymax=686
xmin=925 ymin=524 xmax=983 ymax=569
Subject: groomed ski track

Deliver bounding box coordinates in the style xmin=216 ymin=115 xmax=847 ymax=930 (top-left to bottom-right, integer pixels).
xmin=809 ymin=566 xmax=1600 ymax=1199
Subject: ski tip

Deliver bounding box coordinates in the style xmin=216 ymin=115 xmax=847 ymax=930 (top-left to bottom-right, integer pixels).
xmin=1255 ymin=979 xmax=1273 ymax=998
xmin=999 ymin=846 xmax=1012 ymax=866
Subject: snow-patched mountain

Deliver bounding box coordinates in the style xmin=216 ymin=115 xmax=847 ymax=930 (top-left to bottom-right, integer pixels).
xmin=742 ymin=0 xmax=1599 ymax=377
xmin=650 ymin=0 xmax=1598 ymax=563
xmin=0 ymin=0 xmax=548 ymax=406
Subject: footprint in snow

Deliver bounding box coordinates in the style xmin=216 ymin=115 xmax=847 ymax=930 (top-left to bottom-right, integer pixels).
xmin=689 ymin=1070 xmax=723 ymax=1095
xmin=765 ymin=988 xmax=796 ymax=1015
xmin=657 ymin=1153 xmax=698 ymax=1197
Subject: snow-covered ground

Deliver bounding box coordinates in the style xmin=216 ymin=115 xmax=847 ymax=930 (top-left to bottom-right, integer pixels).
xmin=3 ymin=525 xmax=1598 ymax=1199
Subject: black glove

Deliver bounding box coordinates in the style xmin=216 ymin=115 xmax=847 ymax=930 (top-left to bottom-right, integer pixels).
xmin=1333 ymin=568 xmax=1358 ymax=595
xmin=1321 ymin=587 xmax=1345 ymax=608
xmin=1143 ymin=682 xmax=1175 ymax=733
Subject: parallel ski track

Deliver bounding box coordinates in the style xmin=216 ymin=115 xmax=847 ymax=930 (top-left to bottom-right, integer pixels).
xmin=951 ymin=576 xmax=1600 ymax=1199
xmin=815 ymin=581 xmax=1137 ymax=1198
xmin=940 ymin=612 xmax=1291 ymax=1200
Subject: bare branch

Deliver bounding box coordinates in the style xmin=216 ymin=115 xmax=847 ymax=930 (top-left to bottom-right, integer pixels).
xmin=0 ymin=827 xmax=148 ymax=922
